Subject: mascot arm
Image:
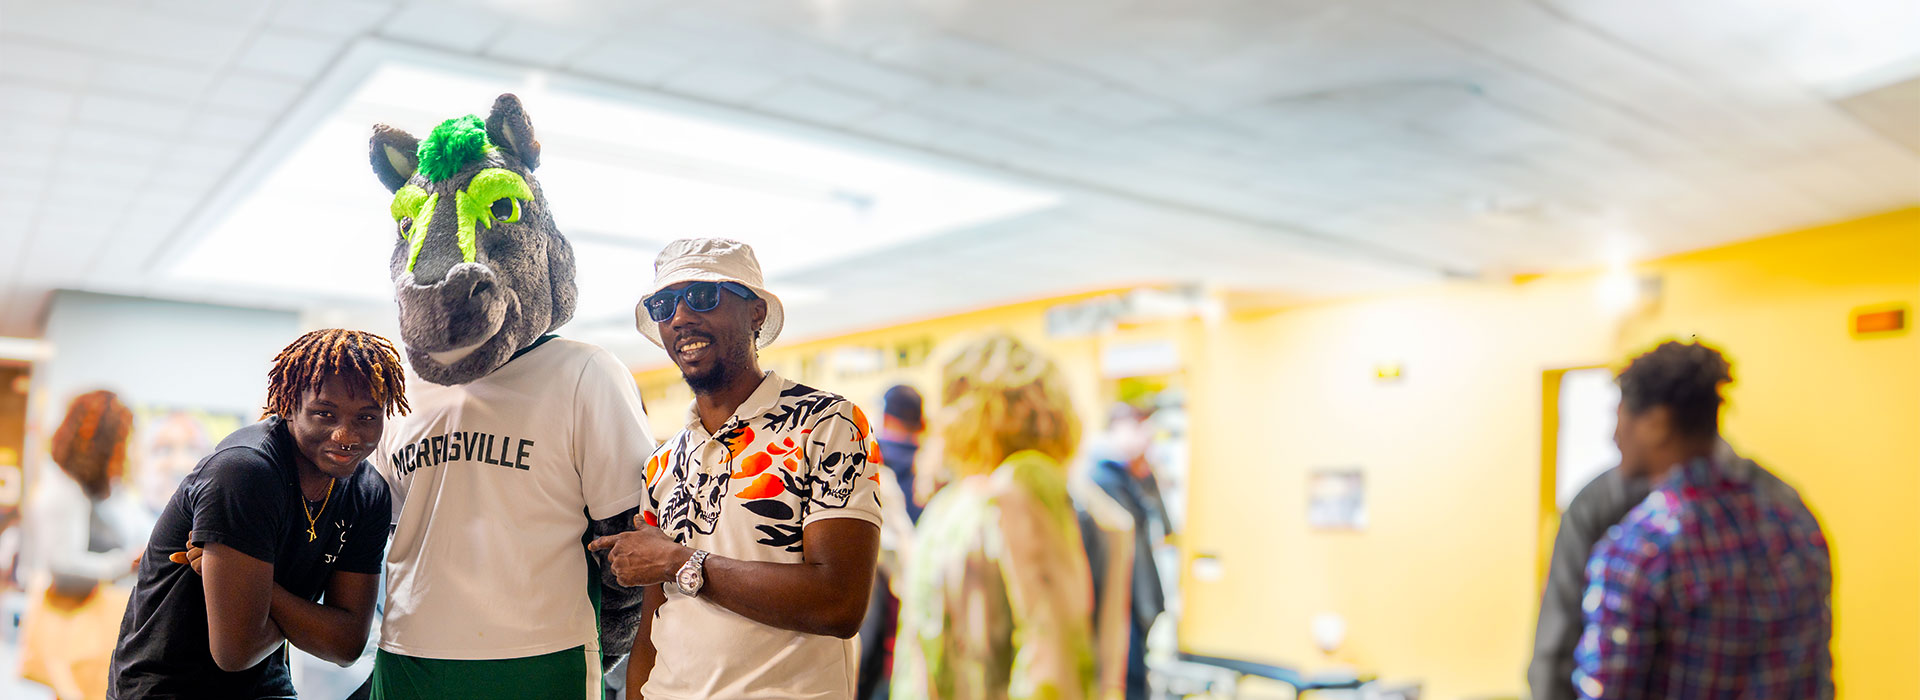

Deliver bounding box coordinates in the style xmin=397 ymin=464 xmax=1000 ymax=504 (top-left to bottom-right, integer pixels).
xmin=590 ymin=504 xmax=646 ymax=662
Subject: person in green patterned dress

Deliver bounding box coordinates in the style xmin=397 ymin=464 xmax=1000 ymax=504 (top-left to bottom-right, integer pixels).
xmin=892 ymin=333 xmax=1098 ymax=700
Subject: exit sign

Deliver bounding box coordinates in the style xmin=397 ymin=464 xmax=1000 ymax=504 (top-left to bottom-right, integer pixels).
xmin=1853 ymin=305 xmax=1907 ymax=337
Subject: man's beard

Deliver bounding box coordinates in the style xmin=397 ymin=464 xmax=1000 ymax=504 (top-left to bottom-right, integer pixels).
xmin=681 ymin=341 xmax=754 ymax=395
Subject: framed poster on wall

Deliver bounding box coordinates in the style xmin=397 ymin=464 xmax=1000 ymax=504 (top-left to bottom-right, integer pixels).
xmin=1308 ymin=468 xmax=1366 ymax=531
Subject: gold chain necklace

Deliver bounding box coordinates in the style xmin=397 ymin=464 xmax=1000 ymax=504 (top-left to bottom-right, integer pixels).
xmin=301 ymin=480 xmax=334 ymax=542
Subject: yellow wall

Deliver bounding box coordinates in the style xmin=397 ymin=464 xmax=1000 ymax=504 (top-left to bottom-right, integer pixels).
xmin=630 ymin=208 xmax=1919 ymax=699
xmin=1180 ymin=208 xmax=1918 ymax=699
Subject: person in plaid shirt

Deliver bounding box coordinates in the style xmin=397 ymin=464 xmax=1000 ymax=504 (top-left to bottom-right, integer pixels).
xmin=1574 ymin=340 xmax=1832 ymax=699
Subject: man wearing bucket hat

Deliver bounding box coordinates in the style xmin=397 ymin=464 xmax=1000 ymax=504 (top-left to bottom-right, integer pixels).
xmin=590 ymin=238 xmax=883 ymax=699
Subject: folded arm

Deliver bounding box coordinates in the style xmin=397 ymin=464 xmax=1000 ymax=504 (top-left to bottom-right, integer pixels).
xmin=200 ymin=542 xmax=286 ymax=672
xmin=268 ymin=569 xmax=379 ymax=666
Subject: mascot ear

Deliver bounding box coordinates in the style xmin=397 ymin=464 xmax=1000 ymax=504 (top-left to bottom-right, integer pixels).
xmin=485 ymin=93 xmax=541 ymax=170
xmin=370 ymin=124 xmax=419 ymax=193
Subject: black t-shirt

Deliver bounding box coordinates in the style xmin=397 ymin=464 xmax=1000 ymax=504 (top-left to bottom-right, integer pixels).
xmin=109 ymin=417 xmax=390 ymax=699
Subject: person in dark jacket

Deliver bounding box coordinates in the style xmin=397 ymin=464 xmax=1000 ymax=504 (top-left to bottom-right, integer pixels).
xmin=1529 ymin=466 xmax=1651 ymax=700
xmin=1088 ymin=404 xmax=1172 ymax=700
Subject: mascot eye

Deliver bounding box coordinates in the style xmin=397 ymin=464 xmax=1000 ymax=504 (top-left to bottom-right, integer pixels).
xmin=397 ymin=216 xmax=413 ymax=239
xmin=490 ymin=198 xmax=521 ymax=224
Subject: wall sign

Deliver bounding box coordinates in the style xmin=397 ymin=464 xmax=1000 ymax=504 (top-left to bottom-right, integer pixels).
xmin=1308 ymin=468 xmax=1366 ymax=531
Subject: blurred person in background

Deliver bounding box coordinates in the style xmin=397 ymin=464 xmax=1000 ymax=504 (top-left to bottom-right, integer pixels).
xmin=108 ymin=330 xmax=408 ymax=699
xmin=857 ymin=384 xmax=927 ymax=700
xmin=19 ymin=390 xmax=143 ymax=700
xmin=1575 ymin=341 xmax=1831 ymax=699
xmin=1528 ymin=465 xmax=1650 ymax=700
xmin=1086 ymin=404 xmax=1172 ymax=700
xmin=891 ymin=332 xmax=1099 ymax=700
xmin=877 ymin=385 xmax=927 ymax=523
xmin=1532 ymin=441 xmax=1774 ymax=699
xmin=133 ymin=412 xmax=212 ymax=518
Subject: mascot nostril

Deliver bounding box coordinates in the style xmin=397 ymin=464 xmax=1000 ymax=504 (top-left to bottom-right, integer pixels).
xmin=363 ymin=93 xmax=657 ymax=696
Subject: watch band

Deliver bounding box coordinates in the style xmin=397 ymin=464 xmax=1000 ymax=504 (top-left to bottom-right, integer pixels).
xmin=678 ymin=549 xmax=711 ymax=597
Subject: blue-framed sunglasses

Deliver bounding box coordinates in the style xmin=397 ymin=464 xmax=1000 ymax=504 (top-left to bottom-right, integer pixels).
xmin=643 ymin=281 xmax=758 ymax=323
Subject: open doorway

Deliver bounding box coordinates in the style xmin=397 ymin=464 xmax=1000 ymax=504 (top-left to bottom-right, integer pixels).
xmin=1537 ymin=366 xmax=1621 ymax=587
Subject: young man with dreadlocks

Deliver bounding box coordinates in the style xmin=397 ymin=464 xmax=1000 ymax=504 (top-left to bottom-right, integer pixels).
xmin=109 ymin=329 xmax=410 ymax=699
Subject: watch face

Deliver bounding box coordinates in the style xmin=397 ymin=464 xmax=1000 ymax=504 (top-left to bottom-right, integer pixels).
xmin=678 ymin=566 xmax=697 ymax=593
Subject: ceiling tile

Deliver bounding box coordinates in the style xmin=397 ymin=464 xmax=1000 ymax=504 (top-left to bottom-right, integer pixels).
xmin=186 ymin=112 xmax=272 ymax=145
xmin=927 ymin=126 xmax=1042 ymax=165
xmin=0 ymin=150 xmax=55 ymax=175
xmin=2 ymin=2 xmax=251 ymax=66
xmin=127 ymin=189 xmax=202 ymax=221
xmin=566 ymin=40 xmax=698 ymax=86
xmin=985 ymin=110 xmax=1114 ymax=151
xmin=660 ymin=62 xmax=789 ymax=104
xmin=270 ymin=0 xmax=395 ymax=38
xmin=49 ymin=156 xmax=148 ymax=190
xmin=235 ymin=31 xmax=345 ymax=79
xmin=379 ymin=2 xmax=512 ymax=53
xmin=905 ymin=86 xmax=1046 ymax=128
xmin=0 ymin=83 xmax=79 ymax=120
xmin=866 ymin=32 xmax=1025 ymax=85
xmin=750 ymin=80 xmax=882 ymax=124
xmin=781 ymin=47 xmax=935 ymax=101
xmin=852 ymin=108 xmax=966 ymax=147
xmin=92 ymin=60 xmax=216 ymax=100
xmin=87 ymin=229 xmax=172 ymax=279
xmin=0 ymin=171 xmax=49 ymax=197
xmin=147 ymin=0 xmax=273 ymax=24
xmin=0 ymin=42 xmax=95 ymax=86
xmin=65 ymin=126 xmax=169 ymax=162
xmin=204 ymin=73 xmax=306 ymax=115
xmin=75 ymin=94 xmax=194 ymax=135
xmin=38 ymin=200 xmax=125 ymax=233
xmin=1 ymin=119 xmax=66 ymax=153
xmin=166 ymin=140 xmax=248 ymax=175
xmin=483 ymin=23 xmax=604 ymax=68
xmin=1062 ymin=88 xmax=1185 ymax=127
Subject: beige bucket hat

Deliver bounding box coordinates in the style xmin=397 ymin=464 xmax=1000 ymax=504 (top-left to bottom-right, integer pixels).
xmin=635 ymin=238 xmax=784 ymax=349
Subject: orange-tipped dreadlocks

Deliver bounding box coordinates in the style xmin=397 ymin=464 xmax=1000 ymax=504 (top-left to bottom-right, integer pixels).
xmin=50 ymin=389 xmax=134 ymax=499
xmin=265 ymin=329 xmax=410 ymax=419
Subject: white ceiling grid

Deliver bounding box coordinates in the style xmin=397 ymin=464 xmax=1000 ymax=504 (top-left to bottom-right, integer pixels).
xmin=0 ymin=0 xmax=1914 ymax=345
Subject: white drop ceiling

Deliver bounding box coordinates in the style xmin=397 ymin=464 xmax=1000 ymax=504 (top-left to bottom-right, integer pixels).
xmin=2 ymin=0 xmax=1917 ymax=365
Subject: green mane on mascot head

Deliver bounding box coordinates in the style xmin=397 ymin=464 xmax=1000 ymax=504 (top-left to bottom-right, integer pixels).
xmin=367 ymin=94 xmax=576 ymax=386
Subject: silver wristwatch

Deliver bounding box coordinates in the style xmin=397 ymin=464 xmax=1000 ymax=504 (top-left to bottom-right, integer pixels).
xmin=674 ymin=549 xmax=710 ymax=597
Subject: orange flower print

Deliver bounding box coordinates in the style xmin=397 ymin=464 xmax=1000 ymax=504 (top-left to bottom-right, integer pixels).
xmin=736 ymin=472 xmax=785 ymax=499
xmin=849 ymin=404 xmax=872 ymax=441
xmin=643 ymin=510 xmax=658 ymax=527
xmin=646 ymin=453 xmax=664 ymax=483
xmin=721 ymin=425 xmax=755 ymax=461
xmin=867 ymin=439 xmax=883 ymax=466
xmin=734 ymin=451 xmax=773 ymax=479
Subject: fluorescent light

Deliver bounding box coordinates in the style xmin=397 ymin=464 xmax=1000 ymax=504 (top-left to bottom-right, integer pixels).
xmin=171 ymin=59 xmax=1059 ymax=322
xmin=0 ymin=337 xmax=52 ymax=362
xmin=1752 ymin=0 xmax=1920 ymax=92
